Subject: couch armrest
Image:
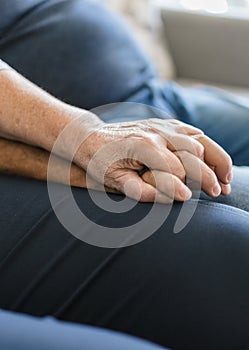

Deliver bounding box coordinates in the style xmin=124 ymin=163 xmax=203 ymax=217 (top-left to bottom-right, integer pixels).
xmin=157 ymin=4 xmax=249 ymax=87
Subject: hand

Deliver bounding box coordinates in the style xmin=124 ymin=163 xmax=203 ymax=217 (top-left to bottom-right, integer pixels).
xmin=77 ymin=119 xmax=232 ymax=203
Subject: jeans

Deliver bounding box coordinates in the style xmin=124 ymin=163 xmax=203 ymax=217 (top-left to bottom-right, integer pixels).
xmin=0 ymin=1 xmax=249 ymax=349
xmin=0 ymin=309 xmax=166 ymax=350
xmin=0 ymin=174 xmax=249 ymax=350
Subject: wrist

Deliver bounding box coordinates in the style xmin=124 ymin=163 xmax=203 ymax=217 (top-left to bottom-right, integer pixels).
xmin=51 ymin=106 xmax=105 ymax=168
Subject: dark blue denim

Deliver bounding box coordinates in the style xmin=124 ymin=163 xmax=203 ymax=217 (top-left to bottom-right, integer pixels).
xmin=0 ymin=174 xmax=249 ymax=350
xmin=0 ymin=2 xmax=249 ymax=350
xmin=0 ymin=309 xmax=167 ymax=350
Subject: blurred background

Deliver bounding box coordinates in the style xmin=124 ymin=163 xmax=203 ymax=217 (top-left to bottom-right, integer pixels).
xmin=105 ymin=0 xmax=249 ymax=98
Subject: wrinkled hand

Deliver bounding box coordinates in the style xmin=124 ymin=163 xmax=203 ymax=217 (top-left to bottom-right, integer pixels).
xmin=78 ymin=119 xmax=232 ymax=203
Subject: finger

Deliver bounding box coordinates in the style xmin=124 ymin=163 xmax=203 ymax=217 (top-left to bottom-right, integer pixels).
xmin=175 ymin=150 xmax=222 ymax=197
xmin=133 ymin=139 xmax=186 ymax=181
xmin=220 ymin=182 xmax=231 ymax=196
xmin=141 ymin=170 xmax=192 ymax=201
xmin=209 ymin=165 xmax=231 ymax=196
xmin=166 ymin=134 xmax=205 ymax=160
xmin=175 ymin=122 xmax=204 ymax=136
xmin=194 ymin=135 xmax=233 ymax=184
xmin=115 ymin=171 xmax=173 ymax=203
xmin=156 ymin=119 xmax=203 ymax=136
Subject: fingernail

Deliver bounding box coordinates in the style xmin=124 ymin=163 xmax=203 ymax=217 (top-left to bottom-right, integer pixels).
xmin=226 ymin=171 xmax=233 ymax=183
xmin=213 ymin=184 xmax=221 ymax=197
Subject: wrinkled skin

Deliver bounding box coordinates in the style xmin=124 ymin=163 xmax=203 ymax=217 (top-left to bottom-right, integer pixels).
xmin=78 ymin=119 xmax=233 ymax=203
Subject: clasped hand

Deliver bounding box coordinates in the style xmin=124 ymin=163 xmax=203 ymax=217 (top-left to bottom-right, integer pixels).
xmin=79 ymin=118 xmax=232 ymax=203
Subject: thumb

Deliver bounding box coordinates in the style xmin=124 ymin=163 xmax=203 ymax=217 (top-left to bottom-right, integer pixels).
xmin=117 ymin=171 xmax=173 ymax=203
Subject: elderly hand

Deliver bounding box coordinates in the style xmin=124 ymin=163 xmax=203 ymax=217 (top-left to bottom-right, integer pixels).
xmin=76 ymin=118 xmax=232 ymax=203
xmin=0 ymin=68 xmax=232 ymax=203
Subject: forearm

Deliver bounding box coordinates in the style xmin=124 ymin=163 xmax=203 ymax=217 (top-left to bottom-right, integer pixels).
xmin=0 ymin=138 xmax=115 ymax=192
xmin=0 ymin=62 xmax=232 ymax=202
xmin=0 ymin=68 xmax=104 ymax=164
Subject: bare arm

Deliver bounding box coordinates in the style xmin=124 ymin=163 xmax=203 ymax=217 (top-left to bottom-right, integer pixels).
xmin=0 ymin=137 xmax=116 ymax=192
xmin=0 ymin=69 xmax=104 ymax=160
xmin=0 ymin=64 xmax=232 ymax=202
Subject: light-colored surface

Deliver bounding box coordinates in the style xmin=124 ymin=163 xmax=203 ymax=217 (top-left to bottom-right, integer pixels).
xmin=105 ymin=0 xmax=249 ymax=98
xmin=176 ymin=78 xmax=249 ymax=98
xmin=159 ymin=2 xmax=249 ymax=88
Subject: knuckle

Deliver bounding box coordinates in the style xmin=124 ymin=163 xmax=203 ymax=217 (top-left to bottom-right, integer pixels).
xmin=176 ymin=126 xmax=189 ymax=135
xmin=194 ymin=134 xmax=207 ymax=143
xmin=190 ymin=126 xmax=204 ymax=135
xmin=195 ymin=142 xmax=205 ymax=158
